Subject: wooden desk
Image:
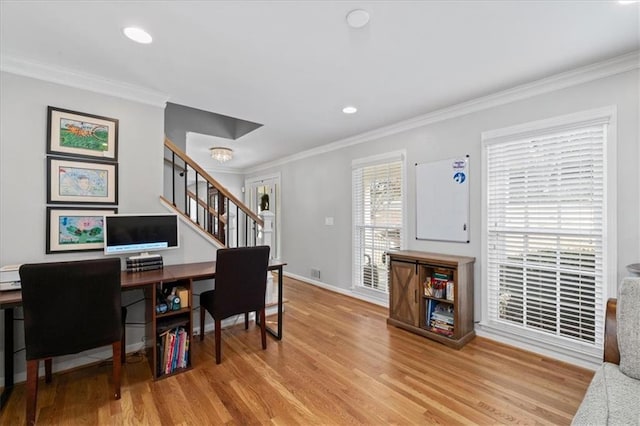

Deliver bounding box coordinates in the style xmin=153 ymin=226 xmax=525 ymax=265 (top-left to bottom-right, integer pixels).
xmin=0 ymin=259 xmax=286 ymax=409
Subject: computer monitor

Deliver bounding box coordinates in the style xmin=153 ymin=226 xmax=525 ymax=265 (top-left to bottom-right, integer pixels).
xmin=104 ymin=214 xmax=179 ymax=256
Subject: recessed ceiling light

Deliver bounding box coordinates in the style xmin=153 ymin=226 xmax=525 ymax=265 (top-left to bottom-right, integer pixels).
xmin=618 ymin=0 xmax=638 ymax=4
xmin=123 ymin=27 xmax=153 ymax=44
xmin=343 ymin=106 xmax=358 ymax=114
xmin=346 ymin=9 xmax=370 ymax=29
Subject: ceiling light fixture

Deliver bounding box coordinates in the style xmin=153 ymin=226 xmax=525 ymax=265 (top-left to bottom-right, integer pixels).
xmin=346 ymin=9 xmax=370 ymax=29
xmin=342 ymin=106 xmax=358 ymax=114
xmin=210 ymin=147 xmax=233 ymax=163
xmin=618 ymin=0 xmax=638 ymax=3
xmin=123 ymin=27 xmax=153 ymax=44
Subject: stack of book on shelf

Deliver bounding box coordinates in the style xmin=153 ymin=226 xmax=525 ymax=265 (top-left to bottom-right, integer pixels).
xmin=428 ymin=301 xmax=454 ymax=337
xmin=126 ymin=255 xmax=163 ymax=272
xmin=157 ymin=326 xmax=189 ymax=376
xmin=432 ymin=271 xmax=450 ymax=299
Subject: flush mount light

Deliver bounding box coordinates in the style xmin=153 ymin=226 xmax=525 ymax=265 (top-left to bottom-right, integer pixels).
xmin=210 ymin=147 xmax=233 ymax=163
xmin=342 ymin=106 xmax=358 ymax=114
xmin=123 ymin=27 xmax=153 ymax=44
xmin=346 ymin=9 xmax=370 ymax=29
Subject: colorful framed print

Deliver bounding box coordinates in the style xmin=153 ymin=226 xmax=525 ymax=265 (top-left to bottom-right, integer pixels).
xmin=47 ymin=106 xmax=118 ymax=161
xmin=47 ymin=157 xmax=118 ymax=205
xmin=46 ymin=207 xmax=117 ymax=253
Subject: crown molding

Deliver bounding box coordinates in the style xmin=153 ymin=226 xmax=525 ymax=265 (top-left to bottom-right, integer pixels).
xmin=0 ymin=54 xmax=169 ymax=107
xmin=245 ymin=50 xmax=639 ymax=175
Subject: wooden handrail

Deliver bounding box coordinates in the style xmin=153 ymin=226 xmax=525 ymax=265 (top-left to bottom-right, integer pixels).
xmin=164 ymin=137 xmax=264 ymax=227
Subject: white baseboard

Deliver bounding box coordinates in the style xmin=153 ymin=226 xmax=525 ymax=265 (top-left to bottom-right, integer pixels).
xmin=283 ymin=271 xmax=388 ymax=307
xmin=475 ymin=325 xmax=600 ymax=370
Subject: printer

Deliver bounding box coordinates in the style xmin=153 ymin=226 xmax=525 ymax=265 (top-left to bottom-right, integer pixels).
xmin=0 ymin=264 xmax=21 ymax=291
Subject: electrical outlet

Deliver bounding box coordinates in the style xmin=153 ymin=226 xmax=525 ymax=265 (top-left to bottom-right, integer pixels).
xmin=310 ymin=268 xmax=321 ymax=279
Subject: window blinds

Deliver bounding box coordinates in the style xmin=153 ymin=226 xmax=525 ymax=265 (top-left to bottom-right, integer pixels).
xmin=485 ymin=124 xmax=605 ymax=346
xmin=353 ymin=158 xmax=403 ymax=292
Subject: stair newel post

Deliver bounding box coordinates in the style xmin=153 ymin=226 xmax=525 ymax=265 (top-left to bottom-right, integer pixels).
xmin=259 ymin=210 xmax=276 ymax=304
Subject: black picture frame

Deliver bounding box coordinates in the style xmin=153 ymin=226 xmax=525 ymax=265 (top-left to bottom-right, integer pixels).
xmin=47 ymin=106 xmax=118 ymax=161
xmin=47 ymin=156 xmax=119 ymax=205
xmin=46 ymin=207 xmax=117 ymax=253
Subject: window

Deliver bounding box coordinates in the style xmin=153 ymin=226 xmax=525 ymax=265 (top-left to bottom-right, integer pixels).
xmin=482 ymin=108 xmax=615 ymax=359
xmin=353 ymin=152 xmax=405 ymax=293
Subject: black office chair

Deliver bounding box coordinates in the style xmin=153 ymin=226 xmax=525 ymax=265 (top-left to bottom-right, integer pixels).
xmin=199 ymin=246 xmax=270 ymax=364
xmin=19 ymin=258 xmax=122 ymax=425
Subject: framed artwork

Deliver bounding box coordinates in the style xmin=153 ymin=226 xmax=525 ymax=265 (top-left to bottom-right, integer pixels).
xmin=47 ymin=106 xmax=118 ymax=161
xmin=47 ymin=157 xmax=118 ymax=205
xmin=46 ymin=207 xmax=117 ymax=253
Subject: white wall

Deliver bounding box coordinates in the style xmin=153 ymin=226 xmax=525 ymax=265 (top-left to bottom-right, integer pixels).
xmin=0 ymin=71 xmax=217 ymax=383
xmin=248 ymin=67 xmax=639 ymax=365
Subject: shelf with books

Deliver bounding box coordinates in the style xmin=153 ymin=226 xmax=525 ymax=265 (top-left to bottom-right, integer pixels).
xmin=425 ymin=299 xmax=454 ymax=337
xmin=145 ymin=278 xmax=193 ymax=379
xmin=387 ymin=250 xmax=475 ymax=349
xmin=157 ymin=326 xmax=190 ymax=377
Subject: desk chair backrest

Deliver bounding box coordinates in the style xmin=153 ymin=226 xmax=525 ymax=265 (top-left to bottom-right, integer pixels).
xmin=212 ymin=245 xmax=270 ymax=319
xmin=19 ymin=257 xmax=122 ymax=360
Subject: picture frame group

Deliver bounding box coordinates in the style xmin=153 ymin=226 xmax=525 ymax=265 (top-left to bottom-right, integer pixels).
xmin=46 ymin=106 xmax=119 ymax=253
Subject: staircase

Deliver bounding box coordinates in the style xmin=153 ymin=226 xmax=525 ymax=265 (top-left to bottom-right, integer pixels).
xmin=162 ymin=138 xmax=263 ymax=248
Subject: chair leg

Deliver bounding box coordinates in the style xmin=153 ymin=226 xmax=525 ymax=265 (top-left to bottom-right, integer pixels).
xmin=112 ymin=341 xmax=121 ymax=399
xmin=244 ymin=312 xmax=249 ymax=330
xmin=26 ymin=359 xmax=39 ymax=426
xmin=200 ymin=306 xmax=205 ymax=342
xmin=44 ymin=358 xmax=52 ymax=383
xmin=215 ymin=319 xmax=222 ymax=364
xmin=260 ymin=308 xmax=267 ymax=350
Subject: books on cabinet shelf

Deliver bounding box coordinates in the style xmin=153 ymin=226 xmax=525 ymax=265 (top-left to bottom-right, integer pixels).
xmin=426 ymin=299 xmax=454 ymax=337
xmin=423 ymin=270 xmax=455 ymax=301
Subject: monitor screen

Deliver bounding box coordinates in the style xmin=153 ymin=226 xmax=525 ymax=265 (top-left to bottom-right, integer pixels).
xmin=104 ymin=214 xmax=179 ymax=256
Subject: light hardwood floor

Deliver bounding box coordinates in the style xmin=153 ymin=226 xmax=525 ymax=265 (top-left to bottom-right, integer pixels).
xmin=1 ymin=277 xmax=593 ymax=425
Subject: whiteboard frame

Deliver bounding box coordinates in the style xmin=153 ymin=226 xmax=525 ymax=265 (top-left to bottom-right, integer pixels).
xmin=415 ymin=155 xmax=470 ymax=243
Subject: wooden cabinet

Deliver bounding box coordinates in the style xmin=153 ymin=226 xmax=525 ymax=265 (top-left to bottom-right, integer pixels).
xmin=387 ymin=250 xmax=475 ymax=349
xmin=145 ymin=278 xmax=193 ymax=379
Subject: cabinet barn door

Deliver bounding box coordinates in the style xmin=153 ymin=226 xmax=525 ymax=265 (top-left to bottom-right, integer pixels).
xmin=389 ymin=260 xmax=419 ymax=326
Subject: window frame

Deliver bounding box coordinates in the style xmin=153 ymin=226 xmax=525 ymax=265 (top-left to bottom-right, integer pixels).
xmin=352 ymin=150 xmax=407 ymax=298
xmin=480 ymin=106 xmax=617 ymax=362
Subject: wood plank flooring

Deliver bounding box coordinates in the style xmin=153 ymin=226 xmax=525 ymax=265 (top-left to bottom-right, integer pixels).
xmin=0 ymin=277 xmax=593 ymax=425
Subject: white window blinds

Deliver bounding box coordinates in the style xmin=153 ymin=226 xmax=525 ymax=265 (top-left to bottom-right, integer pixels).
xmin=485 ymin=122 xmax=606 ymax=349
xmin=353 ymin=155 xmax=404 ymax=293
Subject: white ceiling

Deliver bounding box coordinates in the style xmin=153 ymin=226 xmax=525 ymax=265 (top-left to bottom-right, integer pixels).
xmin=1 ymin=1 xmax=638 ymax=172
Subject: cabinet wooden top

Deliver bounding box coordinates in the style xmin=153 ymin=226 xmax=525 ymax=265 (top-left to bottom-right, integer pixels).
xmin=387 ymin=250 xmax=475 ymax=266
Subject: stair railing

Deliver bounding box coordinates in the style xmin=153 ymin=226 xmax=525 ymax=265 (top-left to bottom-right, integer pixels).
xmin=162 ymin=138 xmax=263 ymax=248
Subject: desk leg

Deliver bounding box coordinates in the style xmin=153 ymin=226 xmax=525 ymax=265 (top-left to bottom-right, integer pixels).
xmin=264 ymin=266 xmax=283 ymax=340
xmin=1 ymin=307 xmax=14 ymax=410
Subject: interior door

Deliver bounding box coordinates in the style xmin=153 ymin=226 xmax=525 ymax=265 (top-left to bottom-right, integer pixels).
xmin=245 ymin=175 xmax=280 ymax=258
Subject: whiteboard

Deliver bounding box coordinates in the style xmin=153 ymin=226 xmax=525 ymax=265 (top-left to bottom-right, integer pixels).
xmin=416 ymin=156 xmax=469 ymax=242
